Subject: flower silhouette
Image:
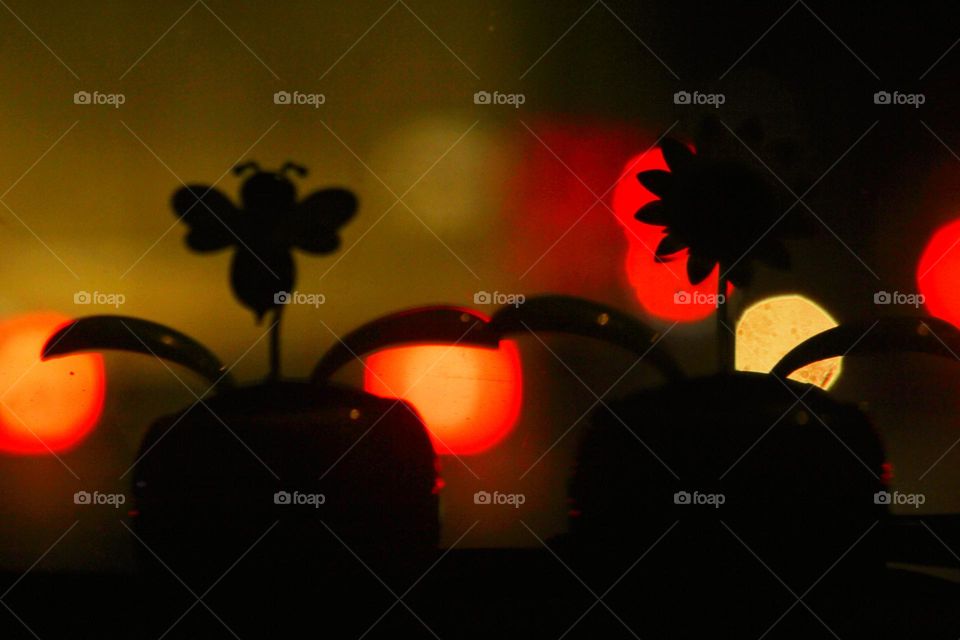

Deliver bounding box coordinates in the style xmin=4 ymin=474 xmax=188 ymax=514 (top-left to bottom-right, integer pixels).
xmin=634 ymin=138 xmax=788 ymax=287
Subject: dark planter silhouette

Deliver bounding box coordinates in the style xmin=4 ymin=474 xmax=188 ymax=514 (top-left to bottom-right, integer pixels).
xmin=32 ymin=152 xmax=960 ymax=637
xmin=39 ymin=165 xmax=451 ymax=591
xmin=561 ymin=134 xmax=960 ymax=636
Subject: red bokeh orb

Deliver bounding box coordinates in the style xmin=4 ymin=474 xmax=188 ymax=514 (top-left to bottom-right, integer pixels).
xmin=917 ymin=218 xmax=960 ymax=326
xmin=363 ymin=340 xmax=522 ymax=456
xmin=0 ymin=313 xmax=105 ymax=455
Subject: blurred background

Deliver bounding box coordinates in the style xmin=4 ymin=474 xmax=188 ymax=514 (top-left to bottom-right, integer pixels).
xmin=2 ymin=0 xmax=960 ymax=573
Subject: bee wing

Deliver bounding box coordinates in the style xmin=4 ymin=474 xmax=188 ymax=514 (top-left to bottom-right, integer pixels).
xmin=171 ymin=185 xmax=243 ymax=252
xmin=286 ymin=188 xmax=357 ymax=254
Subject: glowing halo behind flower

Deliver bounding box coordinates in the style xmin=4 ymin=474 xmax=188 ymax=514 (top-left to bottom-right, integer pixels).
xmin=612 ymin=146 xmax=730 ymax=322
xmin=735 ymin=295 xmax=842 ymax=389
xmin=0 ymin=312 xmax=105 ymax=454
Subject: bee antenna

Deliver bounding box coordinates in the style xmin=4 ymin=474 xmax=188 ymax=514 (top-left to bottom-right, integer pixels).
xmin=233 ymin=161 xmax=260 ymax=176
xmin=281 ymin=162 xmax=308 ymax=178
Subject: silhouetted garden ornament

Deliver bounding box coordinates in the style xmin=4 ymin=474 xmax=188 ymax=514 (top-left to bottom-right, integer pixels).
xmin=172 ymin=161 xmax=357 ymax=379
xmin=37 ymin=164 xmax=457 ymax=588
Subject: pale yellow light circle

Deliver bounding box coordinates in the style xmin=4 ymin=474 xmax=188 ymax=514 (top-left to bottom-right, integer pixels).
xmin=735 ymin=295 xmax=842 ymax=390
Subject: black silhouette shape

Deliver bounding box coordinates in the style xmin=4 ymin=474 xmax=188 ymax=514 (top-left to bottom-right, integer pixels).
xmin=39 ymin=170 xmax=473 ymax=602
xmin=133 ymin=381 xmax=439 ymax=594
xmin=636 ymin=137 xmax=786 ymax=286
xmin=30 ymin=150 xmax=960 ymax=639
xmin=312 ymin=295 xmax=685 ymax=384
xmin=570 ymin=371 xmax=888 ymax=637
xmin=636 ymin=119 xmax=812 ymax=371
xmin=41 ymin=316 xmax=448 ymax=597
xmin=172 ymin=161 xmax=356 ymax=378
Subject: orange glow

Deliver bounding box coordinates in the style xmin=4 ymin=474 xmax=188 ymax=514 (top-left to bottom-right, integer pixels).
xmin=364 ymin=342 xmax=522 ymax=455
xmin=0 ymin=313 xmax=105 ymax=455
xmin=611 ymin=147 xmax=731 ymax=322
xmin=918 ymin=219 xmax=960 ymax=326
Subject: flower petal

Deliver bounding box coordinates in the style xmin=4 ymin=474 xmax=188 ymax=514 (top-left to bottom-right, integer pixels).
xmin=635 ymin=201 xmax=670 ymax=225
xmin=660 ymin=138 xmax=694 ymax=171
xmin=637 ymin=170 xmax=673 ymax=197
xmin=686 ymin=254 xmax=716 ymax=285
xmin=655 ymin=234 xmax=687 ymax=258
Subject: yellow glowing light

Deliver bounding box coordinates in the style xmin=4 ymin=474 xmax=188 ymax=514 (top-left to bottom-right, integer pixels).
xmin=735 ymin=295 xmax=842 ymax=389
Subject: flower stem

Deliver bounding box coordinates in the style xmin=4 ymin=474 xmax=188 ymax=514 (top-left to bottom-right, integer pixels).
xmin=717 ymin=271 xmax=733 ymax=374
xmin=269 ymin=306 xmax=282 ymax=381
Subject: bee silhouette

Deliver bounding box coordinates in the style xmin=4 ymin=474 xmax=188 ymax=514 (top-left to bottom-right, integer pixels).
xmin=172 ymin=161 xmax=357 ymax=322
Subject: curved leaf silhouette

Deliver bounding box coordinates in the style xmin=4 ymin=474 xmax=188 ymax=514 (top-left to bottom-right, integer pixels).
xmin=771 ymin=316 xmax=960 ymax=380
xmin=311 ymin=307 xmax=499 ymax=383
xmin=489 ymin=295 xmax=684 ymax=381
xmin=42 ymin=316 xmax=234 ymax=388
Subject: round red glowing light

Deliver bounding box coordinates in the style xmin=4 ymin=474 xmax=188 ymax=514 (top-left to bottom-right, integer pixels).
xmin=363 ymin=341 xmax=522 ymax=456
xmin=918 ymin=218 xmax=960 ymax=326
xmin=0 ymin=313 xmax=105 ymax=455
xmin=611 ymin=147 xmax=731 ymax=322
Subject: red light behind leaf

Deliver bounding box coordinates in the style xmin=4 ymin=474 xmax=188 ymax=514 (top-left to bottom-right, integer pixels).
xmin=364 ymin=341 xmax=522 ymax=456
xmin=0 ymin=313 xmax=105 ymax=455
